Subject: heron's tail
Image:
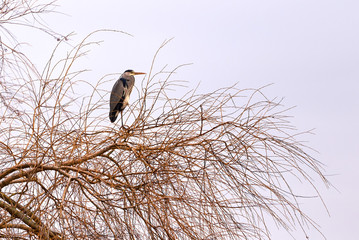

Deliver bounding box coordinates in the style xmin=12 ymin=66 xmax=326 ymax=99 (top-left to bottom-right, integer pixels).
xmin=109 ymin=110 xmax=118 ymax=123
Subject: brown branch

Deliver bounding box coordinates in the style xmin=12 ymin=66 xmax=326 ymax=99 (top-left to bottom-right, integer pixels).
xmin=0 ymin=195 xmax=60 ymax=239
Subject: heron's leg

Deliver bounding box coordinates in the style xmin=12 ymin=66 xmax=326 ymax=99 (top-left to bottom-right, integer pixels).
xmin=121 ymin=111 xmax=124 ymax=128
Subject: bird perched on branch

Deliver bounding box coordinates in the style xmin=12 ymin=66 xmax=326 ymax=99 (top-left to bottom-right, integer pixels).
xmin=109 ymin=69 xmax=145 ymax=126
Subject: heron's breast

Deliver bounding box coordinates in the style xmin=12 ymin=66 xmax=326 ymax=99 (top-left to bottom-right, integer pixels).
xmin=123 ymin=94 xmax=130 ymax=108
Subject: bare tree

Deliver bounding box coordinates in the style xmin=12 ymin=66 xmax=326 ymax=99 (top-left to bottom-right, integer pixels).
xmin=0 ymin=1 xmax=329 ymax=239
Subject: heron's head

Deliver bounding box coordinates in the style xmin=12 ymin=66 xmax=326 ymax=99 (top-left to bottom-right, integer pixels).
xmin=124 ymin=69 xmax=146 ymax=76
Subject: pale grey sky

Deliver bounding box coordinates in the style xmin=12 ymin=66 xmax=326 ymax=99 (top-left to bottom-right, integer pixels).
xmin=16 ymin=0 xmax=359 ymax=239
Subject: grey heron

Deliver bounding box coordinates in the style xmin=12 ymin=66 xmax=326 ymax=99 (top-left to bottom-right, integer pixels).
xmin=109 ymin=69 xmax=145 ymax=125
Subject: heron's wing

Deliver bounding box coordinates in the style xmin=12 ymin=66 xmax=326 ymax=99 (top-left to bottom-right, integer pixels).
xmin=109 ymin=78 xmax=126 ymax=122
xmin=110 ymin=79 xmax=127 ymax=110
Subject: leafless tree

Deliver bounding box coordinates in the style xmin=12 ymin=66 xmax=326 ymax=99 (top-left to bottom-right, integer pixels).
xmin=0 ymin=1 xmax=329 ymax=239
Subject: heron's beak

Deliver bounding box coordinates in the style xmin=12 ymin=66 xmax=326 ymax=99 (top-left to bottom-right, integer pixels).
xmin=132 ymin=72 xmax=146 ymax=75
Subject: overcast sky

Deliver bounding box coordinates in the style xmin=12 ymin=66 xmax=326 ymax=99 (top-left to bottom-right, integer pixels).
xmin=15 ymin=0 xmax=359 ymax=239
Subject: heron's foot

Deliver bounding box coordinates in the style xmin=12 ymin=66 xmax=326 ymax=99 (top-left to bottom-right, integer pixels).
xmin=121 ymin=124 xmax=129 ymax=130
xmin=120 ymin=125 xmax=134 ymax=136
